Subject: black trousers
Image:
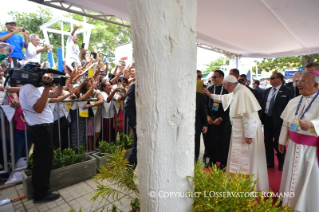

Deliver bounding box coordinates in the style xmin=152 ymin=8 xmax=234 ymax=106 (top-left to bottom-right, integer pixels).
xmin=208 ymin=120 xmax=231 ymax=165
xmin=195 ymin=122 xmax=203 ymax=161
xmin=29 ymin=123 xmax=54 ymax=200
xmin=53 ymin=116 xmax=69 ymax=150
xmin=128 ymin=126 xmax=137 ymax=169
xmin=263 ymin=114 xmax=285 ymax=165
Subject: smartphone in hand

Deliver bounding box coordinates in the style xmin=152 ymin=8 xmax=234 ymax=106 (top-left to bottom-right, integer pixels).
xmin=90 ymin=52 xmax=97 ymax=59
xmin=81 ymin=43 xmax=85 ymax=48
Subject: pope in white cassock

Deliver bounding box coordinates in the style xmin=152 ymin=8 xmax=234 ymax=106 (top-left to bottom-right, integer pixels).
xmin=203 ymin=75 xmax=269 ymax=191
xmin=278 ymin=64 xmax=319 ymax=212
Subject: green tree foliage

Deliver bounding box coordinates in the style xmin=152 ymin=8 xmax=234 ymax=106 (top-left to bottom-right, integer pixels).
xmin=255 ymin=54 xmax=319 ymax=72
xmin=3 ymin=7 xmax=131 ymax=66
xmin=204 ymin=57 xmax=229 ymax=73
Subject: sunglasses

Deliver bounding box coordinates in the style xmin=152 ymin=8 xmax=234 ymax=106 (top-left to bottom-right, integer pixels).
xmin=270 ymin=77 xmax=278 ymax=80
xmin=212 ymin=76 xmax=219 ymax=79
xmin=197 ymin=75 xmax=202 ymax=78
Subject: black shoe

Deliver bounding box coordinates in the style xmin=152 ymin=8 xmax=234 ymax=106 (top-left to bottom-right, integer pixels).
xmin=267 ymin=164 xmax=275 ymax=168
xmin=278 ymin=164 xmax=283 ymax=171
xmin=205 ymin=163 xmax=212 ymax=168
xmin=33 ymin=193 xmax=60 ymax=204
xmin=219 ymin=164 xmax=226 ymax=170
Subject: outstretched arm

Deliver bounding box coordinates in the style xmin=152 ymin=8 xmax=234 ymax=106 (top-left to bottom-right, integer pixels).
xmin=71 ymin=24 xmax=81 ymax=36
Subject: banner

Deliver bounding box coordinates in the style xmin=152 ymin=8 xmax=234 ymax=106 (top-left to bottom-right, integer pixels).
xmin=1 ymin=105 xmax=15 ymax=122
xmin=77 ymin=102 xmax=88 ymax=117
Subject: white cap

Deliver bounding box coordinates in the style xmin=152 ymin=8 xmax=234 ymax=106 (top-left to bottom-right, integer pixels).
xmin=5 ymin=19 xmax=17 ymax=25
xmin=224 ymin=75 xmax=238 ymax=83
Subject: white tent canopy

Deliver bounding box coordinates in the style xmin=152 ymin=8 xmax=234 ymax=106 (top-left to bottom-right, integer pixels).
xmin=29 ymin=0 xmax=319 ymax=57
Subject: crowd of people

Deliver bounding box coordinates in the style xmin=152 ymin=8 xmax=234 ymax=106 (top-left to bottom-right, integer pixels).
xmin=196 ymin=63 xmax=319 ymax=211
xmin=0 ymin=20 xmax=138 ymax=203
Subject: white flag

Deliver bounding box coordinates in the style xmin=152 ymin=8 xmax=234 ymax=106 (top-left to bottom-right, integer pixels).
xmin=48 ymin=103 xmax=56 ymax=112
xmin=1 ymin=105 xmax=15 ymax=122
xmin=90 ymin=101 xmax=98 ymax=116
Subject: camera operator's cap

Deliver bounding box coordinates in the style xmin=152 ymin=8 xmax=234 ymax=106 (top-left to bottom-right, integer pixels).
xmin=5 ymin=19 xmax=17 ymax=25
xmin=224 ymin=75 xmax=238 ymax=83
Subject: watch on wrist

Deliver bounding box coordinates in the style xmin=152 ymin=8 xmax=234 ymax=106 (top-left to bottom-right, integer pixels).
xmin=219 ymin=117 xmax=223 ymax=121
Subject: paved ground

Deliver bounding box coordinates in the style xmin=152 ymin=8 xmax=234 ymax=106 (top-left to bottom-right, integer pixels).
xmin=0 ymin=137 xmax=205 ymax=212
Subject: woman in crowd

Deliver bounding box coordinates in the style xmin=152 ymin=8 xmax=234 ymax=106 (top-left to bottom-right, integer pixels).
xmin=100 ymin=81 xmax=127 ymax=143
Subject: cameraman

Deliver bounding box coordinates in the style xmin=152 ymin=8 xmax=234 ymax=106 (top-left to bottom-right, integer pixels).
xmin=19 ymin=75 xmax=63 ymax=203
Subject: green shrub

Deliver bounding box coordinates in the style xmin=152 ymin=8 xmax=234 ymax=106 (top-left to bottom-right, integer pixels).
xmin=28 ymin=145 xmax=86 ymax=170
xmin=99 ymin=140 xmax=118 ymax=155
xmin=187 ymin=162 xmax=296 ymax=212
xmin=118 ymin=133 xmax=133 ymax=150
xmin=91 ymin=147 xmax=138 ymax=211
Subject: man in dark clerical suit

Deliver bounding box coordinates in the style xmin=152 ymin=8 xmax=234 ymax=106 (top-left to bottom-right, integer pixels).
xmin=253 ymin=80 xmax=265 ymax=106
xmin=202 ymin=70 xmax=231 ymax=169
xmin=125 ymin=82 xmax=137 ymax=169
xmin=260 ymin=72 xmax=294 ymax=170
xmin=195 ymin=71 xmax=208 ymax=161
xmin=286 ymin=72 xmax=301 ymax=97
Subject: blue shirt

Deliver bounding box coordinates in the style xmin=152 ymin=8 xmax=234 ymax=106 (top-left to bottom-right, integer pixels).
xmin=0 ymin=31 xmax=26 ymax=59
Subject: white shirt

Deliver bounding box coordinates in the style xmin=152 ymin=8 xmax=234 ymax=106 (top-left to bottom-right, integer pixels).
xmin=265 ymin=84 xmax=282 ymax=113
xmin=25 ymin=42 xmax=41 ymax=63
xmin=19 ymin=84 xmax=53 ymax=126
xmin=66 ymin=35 xmax=80 ymax=61
xmin=101 ymin=91 xmax=119 ymax=118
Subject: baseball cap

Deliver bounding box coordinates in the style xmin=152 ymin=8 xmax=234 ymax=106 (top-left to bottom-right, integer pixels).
xmin=5 ymin=20 xmax=17 ymax=25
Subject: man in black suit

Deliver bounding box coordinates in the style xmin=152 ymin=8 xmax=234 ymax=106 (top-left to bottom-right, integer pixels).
xmin=286 ymin=72 xmax=301 ymax=97
xmin=260 ymin=72 xmax=294 ymax=170
xmin=202 ymin=70 xmax=231 ymax=169
xmin=253 ymin=80 xmax=265 ymax=106
xmin=125 ymin=83 xmax=137 ymax=169
xmin=195 ymin=71 xmax=208 ymax=161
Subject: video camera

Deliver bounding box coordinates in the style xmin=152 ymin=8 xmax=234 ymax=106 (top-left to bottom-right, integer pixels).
xmin=4 ymin=62 xmax=67 ymax=87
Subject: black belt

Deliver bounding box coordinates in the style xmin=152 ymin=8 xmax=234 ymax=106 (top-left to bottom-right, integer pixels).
xmin=30 ymin=123 xmax=53 ymax=127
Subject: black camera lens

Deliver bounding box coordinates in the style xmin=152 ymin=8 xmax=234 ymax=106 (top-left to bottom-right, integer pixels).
xmin=22 ymin=28 xmax=25 ymax=32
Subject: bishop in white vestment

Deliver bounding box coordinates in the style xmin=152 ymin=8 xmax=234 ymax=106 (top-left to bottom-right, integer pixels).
xmin=278 ymin=68 xmax=319 ymax=212
xmin=204 ymin=75 xmax=269 ymax=191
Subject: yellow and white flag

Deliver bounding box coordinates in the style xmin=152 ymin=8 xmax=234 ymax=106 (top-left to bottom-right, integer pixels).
xmin=77 ymin=102 xmax=88 ymax=117
xmin=62 ymin=102 xmax=73 ymax=118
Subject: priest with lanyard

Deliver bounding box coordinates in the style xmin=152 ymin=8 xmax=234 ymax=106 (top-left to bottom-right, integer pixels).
xmin=204 ymin=74 xmax=269 ymax=191
xmin=278 ymin=62 xmax=319 ymax=211
xmin=202 ymin=70 xmax=231 ymax=169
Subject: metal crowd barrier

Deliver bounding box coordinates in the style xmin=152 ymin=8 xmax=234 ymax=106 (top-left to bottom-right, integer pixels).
xmin=0 ymin=98 xmax=130 ymax=174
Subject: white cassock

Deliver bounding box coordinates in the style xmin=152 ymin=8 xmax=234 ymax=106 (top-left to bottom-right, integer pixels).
xmin=279 ymin=92 xmax=319 ymax=212
xmin=211 ymin=83 xmax=269 ymax=191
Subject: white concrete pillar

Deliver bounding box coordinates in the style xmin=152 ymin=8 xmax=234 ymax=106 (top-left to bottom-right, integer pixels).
xmin=127 ymin=0 xmax=197 ymax=211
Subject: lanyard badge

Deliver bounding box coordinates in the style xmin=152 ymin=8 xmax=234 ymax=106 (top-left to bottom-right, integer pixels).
xmin=289 ymin=119 xmax=299 ymax=132
xmin=213 ymin=103 xmax=219 ymax=111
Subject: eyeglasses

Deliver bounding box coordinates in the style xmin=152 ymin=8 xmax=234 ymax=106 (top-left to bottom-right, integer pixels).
xmin=296 ymin=81 xmax=314 ymax=85
xmin=270 ymin=77 xmax=279 ymax=80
